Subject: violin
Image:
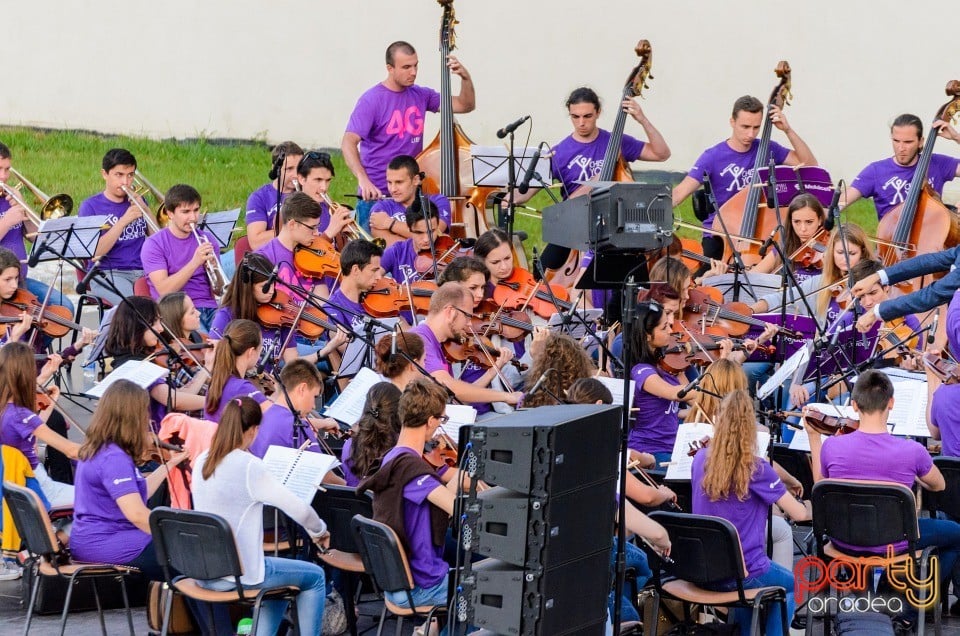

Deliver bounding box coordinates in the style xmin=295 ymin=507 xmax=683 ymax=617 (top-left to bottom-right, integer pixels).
xmin=492 ymin=268 xmax=571 ymax=319
xmin=151 ymin=334 xmax=213 ymax=384
xmin=142 ymin=432 xmax=185 ymax=465
xmin=923 ymin=352 xmax=960 ymax=384
xmin=878 ymin=318 xmax=918 ymax=363
xmin=442 ymin=333 xmax=528 ymax=372
xmin=803 ymin=409 xmax=859 ymax=436
xmin=472 ymin=299 xmax=533 ymax=342
xmin=413 ymin=235 xmax=461 ymax=279
xmin=683 ymin=286 xmax=802 ymax=339
xmin=659 ymin=328 xmax=771 ymax=374
xmin=360 ymin=279 xmax=439 ymax=317
xmin=0 ymin=288 xmax=82 ymax=338
xmin=293 ymin=235 xmax=341 ymax=279
xmin=257 ymin=289 xmax=340 ymax=339
xmin=423 ymin=431 xmax=458 ymax=469
xmin=687 ymin=436 xmax=711 ymax=457
xmin=790 ymin=229 xmax=829 ymax=269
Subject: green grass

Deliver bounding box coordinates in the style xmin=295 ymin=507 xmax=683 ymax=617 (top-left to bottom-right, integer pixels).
xmin=0 ymin=126 xmax=879 ymax=262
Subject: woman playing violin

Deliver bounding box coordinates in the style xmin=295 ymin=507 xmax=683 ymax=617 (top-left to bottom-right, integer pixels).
xmin=750 ymin=193 xmax=827 ymax=283
xmin=158 ymin=291 xmax=206 ymax=345
xmin=105 ymin=296 xmax=208 ymax=427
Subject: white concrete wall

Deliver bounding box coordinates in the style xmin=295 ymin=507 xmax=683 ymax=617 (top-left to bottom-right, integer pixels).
xmin=7 ymin=1 xmax=960 ymax=197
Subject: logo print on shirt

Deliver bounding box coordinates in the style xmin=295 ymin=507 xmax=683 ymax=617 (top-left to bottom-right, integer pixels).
xmin=568 ymin=155 xmax=602 ymax=183
xmin=720 ymin=164 xmax=753 ymax=192
xmin=385 ymin=106 xmax=425 ymax=141
xmin=417 ymin=475 xmax=431 ymax=486
xmin=882 ymin=176 xmax=935 ymax=206
xmin=770 ymin=478 xmax=782 ymax=489
xmin=397 ymin=264 xmax=418 ymax=285
xmin=113 ymin=477 xmax=133 ymax=485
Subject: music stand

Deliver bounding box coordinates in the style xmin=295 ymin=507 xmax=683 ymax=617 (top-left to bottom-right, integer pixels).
xmin=700 ymin=272 xmax=782 ymax=303
xmin=755 ymin=165 xmax=834 ymax=209
xmin=469 ymin=145 xmax=550 ymax=188
xmin=199 ymin=208 xmax=241 ymax=251
xmin=337 ymin=317 xmax=400 ymax=379
xmin=29 ymin=215 xmax=108 ymax=263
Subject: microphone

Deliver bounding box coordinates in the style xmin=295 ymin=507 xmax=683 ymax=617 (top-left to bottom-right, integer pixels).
xmin=823 ymin=185 xmax=842 ymax=232
xmin=526 ymin=368 xmax=554 ymax=397
xmin=676 ymin=374 xmax=706 ymax=400
xmin=757 ymin=228 xmax=777 ymax=258
xmin=260 ymin=264 xmax=280 ymax=294
xmin=496 ymin=115 xmax=530 ymax=139
xmin=928 ymin=313 xmax=939 ymax=346
xmin=390 ymin=323 xmax=399 ymax=363
xmin=27 ymin=239 xmax=49 ymax=268
xmin=517 ymin=148 xmax=542 ymax=195
xmin=268 ymin=151 xmax=286 ymax=180
xmin=75 ymin=259 xmax=102 ymax=295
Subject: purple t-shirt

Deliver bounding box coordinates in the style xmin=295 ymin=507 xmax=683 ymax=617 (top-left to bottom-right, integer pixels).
xmin=381 ymin=446 xmax=448 ymax=587
xmin=691 ymin=451 xmax=785 ymax=577
xmin=411 ymin=323 xmax=451 ymax=375
xmin=850 ymin=154 xmax=960 ymax=220
xmin=205 ymin=376 xmax=267 ymax=423
xmin=248 ymin=405 xmax=321 ymax=459
xmin=688 ymin=139 xmax=791 ymax=225
xmin=0 ymin=198 xmax=27 ymax=277
xmin=0 ymin=404 xmax=43 ymax=469
xmin=255 ymin=237 xmax=322 ymax=300
xmin=78 ymin=193 xmax=147 ymax=270
xmin=141 ymin=228 xmax=219 ymax=308
xmin=460 ymin=361 xmax=492 ymax=416
xmin=246 ymin=182 xmax=288 ymax=230
xmin=345 ymin=84 xmax=441 ymax=192
xmin=628 ymin=363 xmax=681 ymax=455
xmin=210 ymin=308 xmax=294 ymax=375
xmin=381 ymin=238 xmax=419 ymax=285
xmin=370 ymin=194 xmax=452 ymax=229
xmin=949 ymin=291 xmax=960 ymax=356
xmin=820 ymin=430 xmax=933 ymax=553
xmin=340 ymin=437 xmax=361 ymax=487
xmin=324 ymin=288 xmax=368 ymax=333
xmin=932 ymin=383 xmax=960 ymax=458
xmin=551 ymin=130 xmax=645 ymax=199
xmin=70 ymin=443 xmax=150 ymax=564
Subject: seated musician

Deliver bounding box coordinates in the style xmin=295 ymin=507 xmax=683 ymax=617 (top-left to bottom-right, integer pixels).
xmin=340 ymin=381 xmax=402 ymax=487
xmin=806 ymin=370 xmax=960 ymax=626
xmin=104 ymin=296 xmax=207 ymax=426
xmin=380 ymin=199 xmax=447 ymax=285
xmin=356 ymin=378 xmax=466 ymax=621
xmin=0 ymin=143 xmax=73 ymax=313
xmin=70 ymin=380 xmax=189 ymax=582
xmin=203 ymin=318 xmax=272 ymax=423
xmin=324 ymin=238 xmax=384 ymax=335
xmin=693 ymin=390 xmax=809 ymax=636
xmin=78 ymin=148 xmax=151 ymax=305
xmin=293 ymin=150 xmax=353 ymax=243
xmin=0 ymin=342 xmax=79 ymax=509
xmin=158 ymin=291 xmax=207 ymax=346
xmin=376 ymin=330 xmax=426 ymax=391
xmin=247 ymin=359 xmax=342 ymax=464
xmin=750 ymin=193 xmax=828 ymax=284
xmin=369 ymin=154 xmax=450 ymax=245
xmin=140 ymin=184 xmax=220 ymax=331
xmin=409 ymin=282 xmax=522 ymax=408
xmin=245 ymin=141 xmax=304 ymax=251
xmin=523 ymin=331 xmax=595 ymax=407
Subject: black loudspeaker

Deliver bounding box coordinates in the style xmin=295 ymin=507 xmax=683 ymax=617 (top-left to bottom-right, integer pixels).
xmin=454 ymin=405 xmax=621 ymax=636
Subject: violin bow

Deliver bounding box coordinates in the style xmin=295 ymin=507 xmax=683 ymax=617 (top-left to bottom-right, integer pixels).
xmin=401 ymin=281 xmax=420 ymax=327
xmin=466 ymin=324 xmax=514 ymax=391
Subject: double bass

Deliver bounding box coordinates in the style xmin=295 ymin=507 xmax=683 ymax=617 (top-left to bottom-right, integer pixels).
xmin=417 ymin=0 xmax=495 ymax=241
xmin=712 ymin=61 xmax=793 ymax=266
xmin=545 ymin=40 xmax=655 ymax=288
xmin=877 ymin=81 xmax=960 ymax=294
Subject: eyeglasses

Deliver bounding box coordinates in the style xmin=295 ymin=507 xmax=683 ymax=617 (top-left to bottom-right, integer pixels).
xmin=435 ymin=414 xmax=450 ymax=425
xmin=297 ymin=151 xmax=332 ymax=172
xmin=294 ymin=219 xmax=320 ymax=232
xmin=449 ymin=305 xmax=473 ymax=320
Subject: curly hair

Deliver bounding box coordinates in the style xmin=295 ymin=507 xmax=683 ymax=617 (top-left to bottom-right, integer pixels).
xmin=349 ymin=382 xmax=402 ymax=478
xmin=524 ymin=333 xmax=596 ymax=408
xmin=700 ymin=390 xmax=760 ymax=502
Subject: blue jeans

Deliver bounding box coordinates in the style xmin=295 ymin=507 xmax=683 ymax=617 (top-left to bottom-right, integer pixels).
xmin=198 ymin=307 xmax=216 ymax=333
xmin=708 ymin=561 xmax=793 ymax=636
xmin=385 ymin=573 xmax=466 ymax=635
xmin=218 ymin=251 xmax=237 ymax=283
xmin=609 ymin=537 xmax=651 ymax=623
xmin=25 ymin=277 xmax=74 ymax=314
xmin=355 ymin=199 xmax=375 ymax=233
xmin=918 ymin=517 xmax=960 ymax=587
xmin=652 ymin=451 xmax=673 ymax=468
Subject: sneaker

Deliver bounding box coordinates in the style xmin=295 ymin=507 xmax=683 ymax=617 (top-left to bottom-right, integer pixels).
xmin=0 ymin=560 xmax=22 ymax=581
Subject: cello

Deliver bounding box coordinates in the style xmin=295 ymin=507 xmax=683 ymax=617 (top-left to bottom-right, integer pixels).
xmin=545 ymin=40 xmax=655 ymax=288
xmin=417 ymin=0 xmax=495 ymax=241
xmin=877 ymin=81 xmax=960 ymax=294
xmin=712 ymin=61 xmax=793 ymax=266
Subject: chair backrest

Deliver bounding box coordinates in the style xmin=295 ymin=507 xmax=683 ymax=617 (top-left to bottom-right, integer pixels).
xmin=770 ymin=443 xmax=814 ymax=501
xmin=810 ymin=480 xmax=919 ymax=552
xmin=648 ymin=511 xmax=746 ymax=586
xmin=133 ymin=276 xmax=151 ymax=298
xmin=234 ymin=235 xmax=251 ymax=268
xmin=313 ymin=485 xmax=374 ymax=554
xmin=149 ymin=507 xmax=244 ymax=583
xmin=351 ymin=514 xmax=415 ymax=594
xmin=929 ymin=457 xmax=960 ymax=519
xmin=2 ymin=481 xmax=58 ymax=559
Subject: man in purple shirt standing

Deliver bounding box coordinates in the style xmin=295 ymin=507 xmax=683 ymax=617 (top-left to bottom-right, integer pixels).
xmin=140 ymin=184 xmax=220 ymax=331
xmin=672 ymin=95 xmax=817 ymax=259
xmin=78 ymin=148 xmax=153 ymax=305
xmin=843 ymin=113 xmax=960 ymax=220
xmin=341 ymin=40 xmax=475 ymax=231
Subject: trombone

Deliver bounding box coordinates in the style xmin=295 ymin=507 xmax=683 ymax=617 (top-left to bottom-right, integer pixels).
xmin=319 ymin=191 xmax=386 ymax=249
xmin=0 ymin=168 xmax=73 ymax=227
xmin=120 ymin=170 xmax=168 ymax=233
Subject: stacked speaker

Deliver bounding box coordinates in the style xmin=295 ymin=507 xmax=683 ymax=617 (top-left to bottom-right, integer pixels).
xmin=453 ymin=404 xmax=621 ymax=635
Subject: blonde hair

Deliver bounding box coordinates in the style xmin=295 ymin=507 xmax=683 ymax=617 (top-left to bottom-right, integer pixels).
xmin=700 ymin=390 xmax=758 ymax=502
xmin=817 ymin=224 xmax=874 ymax=317
xmin=684 ymin=358 xmax=748 ymax=424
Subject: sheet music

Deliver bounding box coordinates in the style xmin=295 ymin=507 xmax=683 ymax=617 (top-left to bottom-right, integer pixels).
xmin=85 ymin=360 xmax=167 ymax=398
xmin=665 ymin=423 xmax=770 ymax=481
xmin=757 ymin=344 xmax=810 ymax=400
xmin=439 ymin=404 xmax=477 ymax=445
xmin=34 ymin=215 xmax=109 ymax=260
xmin=547 ymin=309 xmax=603 ymax=340
xmin=469 ymin=145 xmax=550 ymax=188
xmin=262 ymin=445 xmax=340 ymax=503
xmin=337 ymin=318 xmax=400 ymax=378
xmin=889 ymin=381 xmax=930 ymax=437
xmin=323 ymin=367 xmax=383 ymax=424
xmin=593 ymin=376 xmax=635 ymax=412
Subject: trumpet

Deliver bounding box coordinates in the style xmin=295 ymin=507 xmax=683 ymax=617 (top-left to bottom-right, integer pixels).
xmin=191 ymin=220 xmax=230 ymax=297
xmin=319 ymin=192 xmax=386 ymax=249
xmin=0 ymin=168 xmax=73 ymax=227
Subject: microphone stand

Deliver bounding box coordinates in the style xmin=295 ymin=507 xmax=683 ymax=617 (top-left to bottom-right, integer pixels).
xmin=273 ymin=150 xmax=286 ymax=238
xmin=503 ymin=128 xmax=518 ymax=241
